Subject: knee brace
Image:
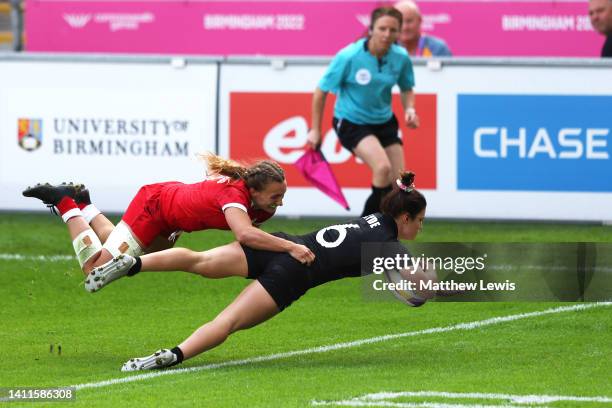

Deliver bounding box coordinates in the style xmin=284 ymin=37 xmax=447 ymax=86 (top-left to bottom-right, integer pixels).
xmin=72 ymin=229 xmax=103 ymax=267
xmin=103 ymin=221 xmax=145 ymax=258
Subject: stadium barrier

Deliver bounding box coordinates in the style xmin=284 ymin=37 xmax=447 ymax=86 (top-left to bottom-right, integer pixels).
xmin=1 ymin=54 xmax=611 ymax=221
xmin=1 ymin=54 xmax=219 ymax=213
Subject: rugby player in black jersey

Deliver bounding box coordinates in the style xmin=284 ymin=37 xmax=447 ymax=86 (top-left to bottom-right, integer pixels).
xmin=89 ymin=171 xmax=436 ymax=371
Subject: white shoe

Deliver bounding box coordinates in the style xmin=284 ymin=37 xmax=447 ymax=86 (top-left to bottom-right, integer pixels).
xmin=85 ymin=254 xmax=136 ymax=293
xmin=121 ymin=349 xmax=177 ymax=372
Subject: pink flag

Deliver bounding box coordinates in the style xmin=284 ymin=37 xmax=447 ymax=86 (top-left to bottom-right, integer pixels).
xmin=294 ymin=149 xmax=350 ymax=210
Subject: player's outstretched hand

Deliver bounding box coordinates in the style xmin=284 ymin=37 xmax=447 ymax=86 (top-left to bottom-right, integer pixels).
xmin=289 ymin=243 xmax=316 ymax=265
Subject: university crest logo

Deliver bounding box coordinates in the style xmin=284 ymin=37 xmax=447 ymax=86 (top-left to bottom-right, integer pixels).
xmin=18 ymin=119 xmax=43 ymax=152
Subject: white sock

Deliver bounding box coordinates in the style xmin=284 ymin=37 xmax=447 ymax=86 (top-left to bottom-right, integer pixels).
xmin=82 ymin=205 xmax=102 ymax=224
xmin=62 ymin=208 xmax=82 ymax=223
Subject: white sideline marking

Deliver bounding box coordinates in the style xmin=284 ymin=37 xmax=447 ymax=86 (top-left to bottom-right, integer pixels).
xmin=0 ymin=253 xmax=73 ymax=262
xmin=314 ymin=402 xmax=519 ymax=408
xmin=311 ymin=390 xmax=612 ymax=407
xmin=70 ymin=302 xmax=612 ymax=391
xmin=365 ymin=391 xmax=612 ymax=404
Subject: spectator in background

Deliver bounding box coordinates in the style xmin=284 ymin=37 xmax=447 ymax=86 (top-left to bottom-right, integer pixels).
xmin=589 ymin=0 xmax=612 ymax=57
xmin=394 ymin=0 xmax=451 ymax=57
xmin=307 ymin=6 xmax=419 ymax=217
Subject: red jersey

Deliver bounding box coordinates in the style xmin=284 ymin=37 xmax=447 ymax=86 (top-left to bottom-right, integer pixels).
xmin=157 ymin=177 xmax=273 ymax=233
xmin=121 ymin=176 xmax=274 ymax=247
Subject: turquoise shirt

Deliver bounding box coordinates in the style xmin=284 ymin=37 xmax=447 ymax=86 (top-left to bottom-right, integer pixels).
xmin=318 ymin=38 xmax=415 ymax=125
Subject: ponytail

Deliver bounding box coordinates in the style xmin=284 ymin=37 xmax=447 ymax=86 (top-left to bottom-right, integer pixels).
xmin=380 ymin=171 xmax=426 ymax=219
xmin=201 ymin=152 xmax=248 ymax=179
xmin=200 ymin=152 xmax=285 ymax=191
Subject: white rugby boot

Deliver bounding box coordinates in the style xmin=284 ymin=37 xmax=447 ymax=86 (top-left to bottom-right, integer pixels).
xmin=121 ymin=349 xmax=178 ymax=372
xmin=85 ymin=254 xmax=136 ymax=293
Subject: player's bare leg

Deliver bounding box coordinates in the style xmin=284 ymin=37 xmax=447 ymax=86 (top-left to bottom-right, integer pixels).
xmin=121 ymin=281 xmax=279 ymax=371
xmin=74 ymin=187 xmax=115 ymax=243
xmin=66 ymin=218 xmax=115 ymax=275
xmin=178 ymin=281 xmax=279 ymax=358
xmin=86 ymin=241 xmax=247 ymax=292
xmin=22 ymin=182 xmax=107 ymax=275
xmin=140 ymin=242 xmax=248 ymax=278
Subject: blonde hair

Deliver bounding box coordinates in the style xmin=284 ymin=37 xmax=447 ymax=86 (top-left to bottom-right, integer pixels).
xmin=201 ymin=152 xmax=285 ymax=191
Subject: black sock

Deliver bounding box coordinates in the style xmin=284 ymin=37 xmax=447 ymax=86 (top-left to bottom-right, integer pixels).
xmin=380 ymin=184 xmax=393 ymax=197
xmin=169 ymin=346 xmax=184 ymax=366
xmin=127 ymin=257 xmax=142 ymax=277
xmin=361 ymin=184 xmax=392 ymax=216
xmin=361 ymin=192 xmax=379 ymax=217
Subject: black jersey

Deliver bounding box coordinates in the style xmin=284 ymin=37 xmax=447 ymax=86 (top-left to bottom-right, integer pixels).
xmin=293 ymin=212 xmax=401 ymax=286
xmin=243 ymin=213 xmax=405 ymax=310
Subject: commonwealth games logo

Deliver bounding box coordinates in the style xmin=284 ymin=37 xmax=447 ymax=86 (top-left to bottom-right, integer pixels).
xmin=18 ymin=119 xmax=43 ymax=152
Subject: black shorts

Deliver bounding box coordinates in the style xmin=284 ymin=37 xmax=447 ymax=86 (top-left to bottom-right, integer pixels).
xmin=333 ymin=115 xmax=402 ymax=152
xmin=241 ymin=233 xmax=312 ymax=311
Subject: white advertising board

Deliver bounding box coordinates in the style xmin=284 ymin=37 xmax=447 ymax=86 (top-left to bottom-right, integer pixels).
xmin=1 ymin=60 xmax=218 ymax=213
xmin=219 ymin=60 xmax=612 ymax=221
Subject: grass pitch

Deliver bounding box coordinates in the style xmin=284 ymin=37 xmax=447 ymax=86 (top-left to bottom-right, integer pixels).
xmin=0 ymin=213 xmax=611 ymax=407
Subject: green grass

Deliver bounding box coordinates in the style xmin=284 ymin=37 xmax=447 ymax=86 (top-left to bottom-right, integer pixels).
xmin=0 ymin=213 xmax=611 ymax=407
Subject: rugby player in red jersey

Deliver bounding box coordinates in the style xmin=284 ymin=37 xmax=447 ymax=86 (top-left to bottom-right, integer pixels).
xmin=90 ymin=172 xmax=435 ymax=371
xmin=22 ymin=153 xmax=315 ymax=288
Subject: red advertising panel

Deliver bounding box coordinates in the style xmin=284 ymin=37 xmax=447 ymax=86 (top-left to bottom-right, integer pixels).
xmin=230 ymin=92 xmax=436 ymax=189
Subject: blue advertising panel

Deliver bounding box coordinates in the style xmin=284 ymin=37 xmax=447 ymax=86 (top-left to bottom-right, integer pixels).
xmin=458 ymin=95 xmax=612 ymax=192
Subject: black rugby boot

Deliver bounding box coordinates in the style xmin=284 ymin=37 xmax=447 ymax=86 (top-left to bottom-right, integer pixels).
xmin=22 ymin=182 xmax=83 ymax=214
xmin=74 ymin=186 xmax=91 ymax=206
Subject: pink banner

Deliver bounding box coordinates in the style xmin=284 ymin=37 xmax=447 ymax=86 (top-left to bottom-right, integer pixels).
xmin=419 ymin=1 xmax=601 ymax=57
xmin=26 ymin=0 xmax=603 ymax=57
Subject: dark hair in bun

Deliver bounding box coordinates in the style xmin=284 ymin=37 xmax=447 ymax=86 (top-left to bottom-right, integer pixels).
xmin=380 ymin=171 xmax=427 ymax=220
